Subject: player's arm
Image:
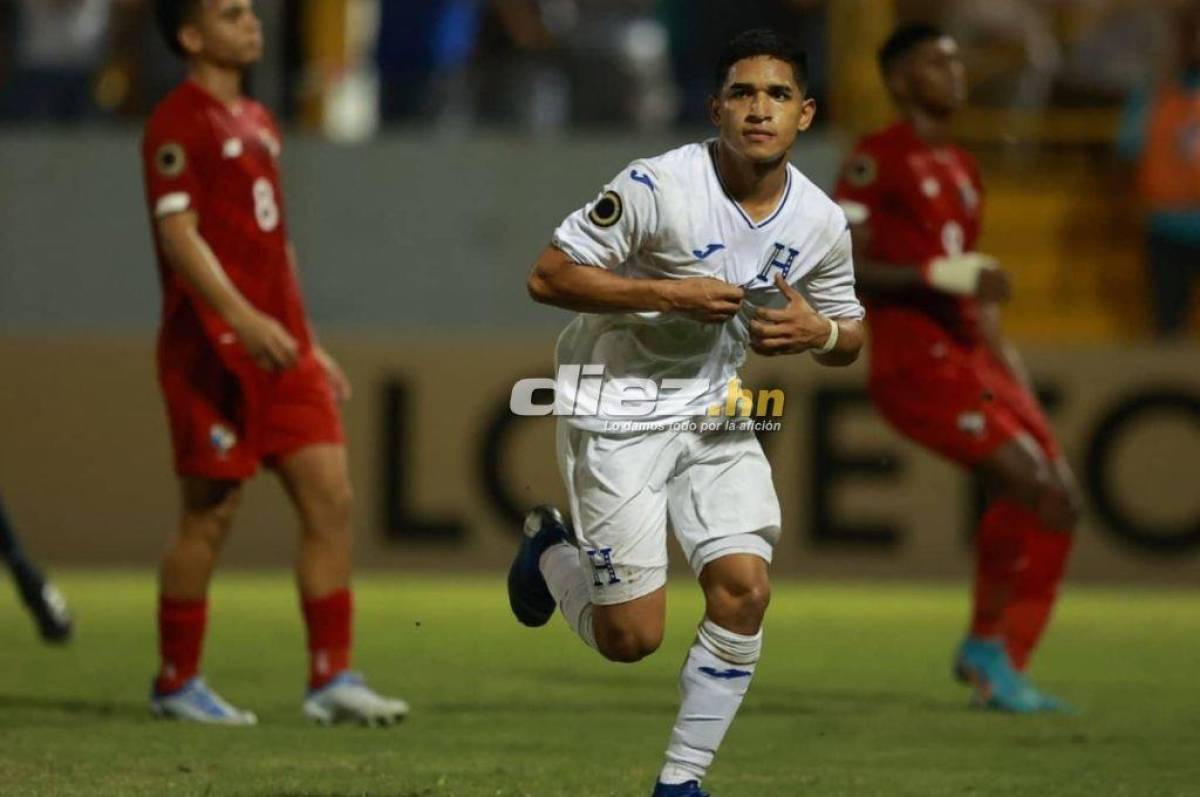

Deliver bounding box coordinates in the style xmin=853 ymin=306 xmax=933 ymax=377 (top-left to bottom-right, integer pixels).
xmin=749 ymin=227 xmax=865 ymax=366
xmin=532 ymin=163 xmax=744 ymax=323
xmin=977 ymin=300 xmax=1035 ymax=393
xmin=528 ymin=246 xmax=744 ymax=323
xmin=156 ymin=211 xmax=299 ymax=371
xmin=844 ymin=212 xmax=1011 ymax=303
xmin=748 ymin=275 xmax=864 ymax=365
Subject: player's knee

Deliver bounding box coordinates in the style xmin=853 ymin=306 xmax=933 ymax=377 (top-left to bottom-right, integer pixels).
xmin=1037 ymin=482 xmax=1081 ymax=533
xmin=595 ymin=621 xmax=663 ymax=663
xmin=178 ymin=510 xmax=235 ymax=555
xmin=304 ymin=482 xmax=354 ymax=538
xmin=178 ymin=483 xmax=241 ymax=552
xmin=705 ymin=578 xmax=771 ymax=633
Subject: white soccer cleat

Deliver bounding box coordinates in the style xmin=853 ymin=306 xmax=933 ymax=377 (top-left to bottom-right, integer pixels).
xmin=150 ymin=677 xmax=258 ymax=726
xmin=302 ymin=671 xmax=409 ymax=727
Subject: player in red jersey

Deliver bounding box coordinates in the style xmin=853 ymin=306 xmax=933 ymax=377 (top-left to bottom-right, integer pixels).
xmin=141 ymin=0 xmax=407 ymax=725
xmin=835 ymin=23 xmax=1080 ymax=712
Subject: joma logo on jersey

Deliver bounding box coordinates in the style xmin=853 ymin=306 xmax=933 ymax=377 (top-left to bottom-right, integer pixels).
xmin=751 ymin=242 xmax=801 ymax=284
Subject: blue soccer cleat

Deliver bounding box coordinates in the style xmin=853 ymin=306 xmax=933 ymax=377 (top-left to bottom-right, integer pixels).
xmin=1030 ymin=687 xmax=1077 ymax=714
xmin=150 ymin=677 xmax=257 ymax=726
xmin=652 ymin=781 xmax=710 ymax=797
xmin=954 ymin=637 xmax=1041 ymax=713
xmin=507 ymin=505 xmax=571 ymax=627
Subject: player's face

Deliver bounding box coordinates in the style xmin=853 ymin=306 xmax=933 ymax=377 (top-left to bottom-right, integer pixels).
xmin=897 ymin=37 xmax=966 ymax=116
xmin=710 ymin=56 xmax=816 ymax=164
xmin=181 ymin=0 xmax=264 ymax=68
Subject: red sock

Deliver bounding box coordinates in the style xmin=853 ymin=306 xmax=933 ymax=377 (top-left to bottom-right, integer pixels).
xmin=302 ymin=588 xmax=352 ymax=689
xmin=970 ymin=500 xmax=1027 ymax=639
xmin=1005 ymin=525 xmax=1073 ymax=671
xmin=156 ymin=596 xmax=207 ymax=695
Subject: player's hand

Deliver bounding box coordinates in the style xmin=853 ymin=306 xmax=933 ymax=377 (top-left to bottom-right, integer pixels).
xmin=230 ymin=308 xmax=299 ymax=372
xmin=749 ymin=274 xmax=832 ymax=356
xmin=663 ymin=277 xmax=744 ymax=323
xmin=315 ymin=345 xmax=353 ymax=402
xmin=975 ymin=267 xmax=1012 ymax=304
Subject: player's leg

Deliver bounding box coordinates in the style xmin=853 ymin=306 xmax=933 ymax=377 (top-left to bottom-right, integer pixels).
xmin=274 ymin=443 xmax=408 ymax=725
xmin=655 ymin=430 xmax=779 ymax=794
xmin=656 ymin=554 xmax=768 ymax=794
xmin=0 ymin=493 xmax=71 ymax=642
xmin=872 ymin=372 xmax=1047 ymax=710
xmin=977 ymin=409 xmax=1080 ymax=673
xmin=276 ymin=443 xmax=353 ymax=682
xmin=965 ymin=429 xmax=1079 ymax=710
xmin=511 ymin=423 xmax=675 ymax=660
xmin=153 ymin=477 xmax=257 ymax=724
xmin=514 ymin=504 xmax=669 ymax=661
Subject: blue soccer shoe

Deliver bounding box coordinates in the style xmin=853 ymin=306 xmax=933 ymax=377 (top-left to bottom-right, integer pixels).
xmin=954 ymin=636 xmax=1041 ymax=713
xmin=507 ymin=505 xmax=571 ymax=627
xmin=653 ymin=780 xmax=710 ymax=797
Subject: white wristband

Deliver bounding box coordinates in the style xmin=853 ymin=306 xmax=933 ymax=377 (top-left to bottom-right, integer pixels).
xmin=813 ymin=317 xmax=839 ymax=355
xmin=924 ymin=253 xmax=999 ymax=296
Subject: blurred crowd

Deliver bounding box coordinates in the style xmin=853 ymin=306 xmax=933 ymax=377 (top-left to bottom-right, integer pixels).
xmin=0 ymin=0 xmax=1197 ymax=335
xmin=0 ymin=0 xmax=1181 ymax=131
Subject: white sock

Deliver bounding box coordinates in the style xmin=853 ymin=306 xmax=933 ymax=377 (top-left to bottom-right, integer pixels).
xmin=539 ymin=544 xmax=596 ymax=650
xmin=659 ymin=619 xmax=761 ymax=785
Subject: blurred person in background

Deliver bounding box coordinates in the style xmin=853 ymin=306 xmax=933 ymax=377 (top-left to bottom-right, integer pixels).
xmin=0 ymin=0 xmax=112 ymax=122
xmin=941 ymin=0 xmax=1060 ymax=113
xmin=1118 ymin=0 xmax=1200 ymax=337
xmin=835 ymin=23 xmax=1080 ymax=713
xmin=0 ymin=495 xmax=72 ymax=643
xmin=474 ymin=0 xmax=569 ymax=131
xmin=558 ymin=0 xmax=675 ymax=131
xmin=663 ymin=0 xmax=829 ymax=127
xmin=375 ymin=0 xmax=484 ymax=124
xmin=142 ymin=0 xmax=407 ymax=726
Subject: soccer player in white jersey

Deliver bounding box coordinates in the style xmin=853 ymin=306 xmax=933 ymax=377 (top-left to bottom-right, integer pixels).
xmin=507 ymin=30 xmax=865 ymax=796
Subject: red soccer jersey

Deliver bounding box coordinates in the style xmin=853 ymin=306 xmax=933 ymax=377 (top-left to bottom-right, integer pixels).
xmin=835 ymin=122 xmax=985 ymax=360
xmin=142 ymin=80 xmax=311 ymax=366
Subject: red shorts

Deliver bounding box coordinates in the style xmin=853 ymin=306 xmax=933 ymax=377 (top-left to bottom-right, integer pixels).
xmin=870 ymin=343 xmax=1059 ymax=467
xmin=158 ymin=340 xmax=343 ymax=480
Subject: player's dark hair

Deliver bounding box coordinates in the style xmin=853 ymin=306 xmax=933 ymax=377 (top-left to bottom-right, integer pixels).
xmin=877 ymin=22 xmax=946 ymax=74
xmin=156 ymin=0 xmax=203 ymax=58
xmin=714 ymin=29 xmax=808 ymax=93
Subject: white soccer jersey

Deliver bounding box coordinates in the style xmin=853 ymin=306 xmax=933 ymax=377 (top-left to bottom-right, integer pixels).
xmin=551 ymin=140 xmax=865 ymax=432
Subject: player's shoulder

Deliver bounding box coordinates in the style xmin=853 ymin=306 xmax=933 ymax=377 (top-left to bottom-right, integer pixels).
xmin=621 ymin=141 xmax=709 ymax=190
xmin=243 ymin=98 xmax=280 ymax=131
xmin=144 ymin=82 xmax=211 ymax=142
xmin=853 ymin=121 xmax=917 ymax=155
xmin=838 ymin=123 xmax=914 ymax=193
xmin=789 ymin=163 xmax=846 ymax=231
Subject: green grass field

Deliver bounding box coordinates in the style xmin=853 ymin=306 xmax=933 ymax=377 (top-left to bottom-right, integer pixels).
xmin=1 ymin=572 xmax=1197 ymax=796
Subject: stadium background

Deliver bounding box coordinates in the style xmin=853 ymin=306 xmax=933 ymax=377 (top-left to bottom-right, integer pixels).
xmin=2 ymin=2 xmax=1199 ymax=795
xmin=1 ymin=0 xmax=1196 ymax=582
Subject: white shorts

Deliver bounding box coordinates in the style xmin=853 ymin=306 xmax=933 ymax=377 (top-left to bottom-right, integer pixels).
xmin=556 ymin=420 xmax=781 ymax=605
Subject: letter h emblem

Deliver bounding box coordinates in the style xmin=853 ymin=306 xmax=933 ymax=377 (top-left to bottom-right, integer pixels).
xmin=584 ymin=547 xmax=621 ymax=586
xmin=755 ymin=242 xmax=800 ymax=284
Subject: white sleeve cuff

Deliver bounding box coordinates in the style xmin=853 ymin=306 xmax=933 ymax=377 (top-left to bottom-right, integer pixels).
xmin=155 ymin=192 xmax=192 ymax=218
